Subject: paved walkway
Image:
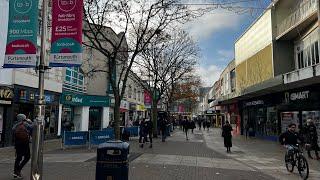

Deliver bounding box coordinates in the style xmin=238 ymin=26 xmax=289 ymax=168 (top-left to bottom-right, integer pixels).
xmin=203 ymin=128 xmax=320 ymax=180
xmin=1 ymin=128 xmax=318 ymax=179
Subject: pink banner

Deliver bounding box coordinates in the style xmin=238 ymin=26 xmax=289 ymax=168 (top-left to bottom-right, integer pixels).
xmin=50 ymin=0 xmax=83 ymax=67
xmin=144 ymin=91 xmax=152 ymax=105
xmin=178 ymin=105 xmax=185 ymax=112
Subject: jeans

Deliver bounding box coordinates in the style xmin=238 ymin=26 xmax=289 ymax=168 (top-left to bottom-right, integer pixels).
xmin=14 ymin=143 xmax=30 ymax=173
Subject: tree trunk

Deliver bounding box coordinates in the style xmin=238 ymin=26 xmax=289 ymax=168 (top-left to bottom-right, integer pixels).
xmin=114 ymin=95 xmax=121 ymax=140
xmin=151 ymin=99 xmax=158 ymax=138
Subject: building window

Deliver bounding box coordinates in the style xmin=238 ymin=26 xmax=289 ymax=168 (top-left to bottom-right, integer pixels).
xmin=295 ymin=30 xmax=319 ymax=69
xmin=230 ymin=69 xmax=236 ymax=92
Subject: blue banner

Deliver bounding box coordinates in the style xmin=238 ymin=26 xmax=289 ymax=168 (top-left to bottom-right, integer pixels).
xmin=64 ymin=131 xmax=88 ymax=146
xmin=90 ymin=129 xmax=115 ymax=145
xmin=124 ymin=126 xmax=139 ymax=137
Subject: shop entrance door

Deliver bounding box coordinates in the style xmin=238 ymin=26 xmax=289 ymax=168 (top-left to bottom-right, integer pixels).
xmin=89 ymin=107 xmax=102 ymax=130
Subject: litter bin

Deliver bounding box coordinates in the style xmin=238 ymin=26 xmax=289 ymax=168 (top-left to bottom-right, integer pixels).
xmin=96 ymin=140 xmax=130 ymax=180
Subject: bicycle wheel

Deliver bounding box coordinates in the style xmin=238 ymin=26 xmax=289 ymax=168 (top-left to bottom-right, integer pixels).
xmin=298 ymin=155 xmax=309 ymax=180
xmin=285 ymin=153 xmax=294 ymax=172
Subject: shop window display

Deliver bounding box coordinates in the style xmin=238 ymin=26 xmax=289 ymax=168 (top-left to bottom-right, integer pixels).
xmin=281 ymin=112 xmax=299 ymax=133
xmin=266 ymin=107 xmax=278 ymax=136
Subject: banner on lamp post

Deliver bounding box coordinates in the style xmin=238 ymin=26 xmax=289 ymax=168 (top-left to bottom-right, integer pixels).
xmin=50 ymin=0 xmax=83 ymax=67
xmin=3 ymin=0 xmax=39 ymax=68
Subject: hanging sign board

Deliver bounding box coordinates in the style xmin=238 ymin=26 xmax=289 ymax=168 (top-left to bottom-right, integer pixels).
xmin=50 ymin=0 xmax=83 ymax=67
xmin=3 ymin=0 xmax=39 ymax=68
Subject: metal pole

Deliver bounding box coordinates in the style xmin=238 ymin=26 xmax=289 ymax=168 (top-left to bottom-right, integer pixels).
xmin=31 ymin=0 xmax=48 ymax=179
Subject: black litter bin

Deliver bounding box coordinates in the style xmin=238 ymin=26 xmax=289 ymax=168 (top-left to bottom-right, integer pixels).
xmin=96 ymin=140 xmax=130 ymax=180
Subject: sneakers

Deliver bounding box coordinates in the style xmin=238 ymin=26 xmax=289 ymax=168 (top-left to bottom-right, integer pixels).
xmin=13 ymin=171 xmax=22 ymax=179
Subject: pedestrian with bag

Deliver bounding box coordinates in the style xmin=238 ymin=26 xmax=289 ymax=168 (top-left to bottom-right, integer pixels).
xmin=191 ymin=120 xmax=196 ymax=134
xmin=222 ymin=121 xmax=233 ymax=153
xmin=12 ymin=114 xmax=33 ymax=179
xmin=304 ymin=119 xmax=320 ymax=160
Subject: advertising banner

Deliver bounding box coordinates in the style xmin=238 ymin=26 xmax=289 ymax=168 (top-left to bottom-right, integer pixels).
xmin=64 ymin=131 xmax=88 ymax=146
xmin=4 ymin=0 xmax=39 ymax=68
xmin=50 ymin=0 xmax=83 ymax=67
xmin=144 ymin=91 xmax=152 ymax=106
xmin=90 ymin=129 xmax=115 ymax=145
xmin=123 ymin=126 xmax=139 ymax=137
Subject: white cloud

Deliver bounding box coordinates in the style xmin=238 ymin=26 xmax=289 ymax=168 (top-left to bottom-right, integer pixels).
xmin=185 ymin=10 xmax=242 ymax=40
xmin=217 ymin=49 xmax=234 ymax=59
xmin=196 ymin=65 xmax=223 ymax=87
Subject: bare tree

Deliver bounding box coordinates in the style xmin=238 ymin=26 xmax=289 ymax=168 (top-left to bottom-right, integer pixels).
xmin=82 ymin=0 xmax=209 ymax=139
xmin=134 ymin=30 xmax=199 ymax=136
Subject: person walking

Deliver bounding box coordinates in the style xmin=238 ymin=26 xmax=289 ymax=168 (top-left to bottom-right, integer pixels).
xmin=304 ymin=119 xmax=320 ymax=160
xmin=206 ymin=120 xmax=210 ymax=131
xmin=245 ymin=123 xmax=249 ymax=139
xmin=139 ymin=119 xmax=147 ymax=148
xmin=160 ymin=118 xmax=167 ymax=142
xmin=197 ymin=118 xmax=202 ymax=130
xmin=12 ymin=114 xmax=33 ymax=179
xmin=184 ymin=118 xmax=190 ymax=140
xmin=222 ymin=121 xmax=233 ymax=153
xmin=191 ymin=120 xmax=196 ymax=133
xmin=145 ymin=118 xmax=153 ymax=148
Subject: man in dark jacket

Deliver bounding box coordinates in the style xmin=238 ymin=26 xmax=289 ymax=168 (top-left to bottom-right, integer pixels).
xmin=279 ymin=123 xmax=303 ymax=158
xmin=145 ymin=118 xmax=153 ymax=148
xmin=139 ymin=119 xmax=147 ymax=148
xmin=12 ymin=114 xmax=33 ymax=179
xmin=304 ymin=119 xmax=320 ymax=159
xmin=279 ymin=123 xmax=301 ymax=146
xmin=160 ymin=118 xmax=167 ymax=142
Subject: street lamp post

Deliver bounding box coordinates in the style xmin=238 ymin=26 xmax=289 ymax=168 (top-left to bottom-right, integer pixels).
xmin=30 ymin=0 xmax=48 ymax=179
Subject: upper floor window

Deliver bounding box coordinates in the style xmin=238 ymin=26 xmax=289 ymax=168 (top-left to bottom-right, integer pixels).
xmin=295 ymin=29 xmax=319 ymax=69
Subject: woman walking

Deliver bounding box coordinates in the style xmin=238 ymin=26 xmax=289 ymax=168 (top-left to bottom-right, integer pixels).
xmin=222 ymin=121 xmax=233 ymax=153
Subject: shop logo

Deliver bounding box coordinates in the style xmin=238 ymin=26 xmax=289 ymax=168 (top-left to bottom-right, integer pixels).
xmin=0 ymin=89 xmax=14 ymax=100
xmin=245 ymin=100 xmax=264 ymax=107
xmin=65 ymin=95 xmax=72 ymax=101
xmin=14 ymin=0 xmax=32 ymax=14
xmin=58 ymin=0 xmax=76 ymax=12
xmin=290 ymin=91 xmax=310 ymax=101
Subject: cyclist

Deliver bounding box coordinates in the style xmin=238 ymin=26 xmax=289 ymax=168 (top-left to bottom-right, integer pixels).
xmin=279 ymin=123 xmax=303 ymax=156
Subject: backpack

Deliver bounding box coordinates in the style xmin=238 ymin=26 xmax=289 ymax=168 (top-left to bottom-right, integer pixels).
xmin=15 ymin=122 xmax=29 ymax=143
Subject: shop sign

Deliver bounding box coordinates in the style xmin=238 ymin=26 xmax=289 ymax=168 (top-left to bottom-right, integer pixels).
xmin=120 ymin=100 xmax=129 ymax=110
xmin=285 ymin=91 xmax=310 ymax=103
xmin=129 ymin=103 xmax=136 ymax=110
xmin=244 ymin=100 xmax=264 ymax=107
xmin=0 ymin=88 xmax=14 ymax=104
xmin=61 ymin=93 xmax=109 ymax=107
xmin=136 ymin=105 xmax=146 ymax=111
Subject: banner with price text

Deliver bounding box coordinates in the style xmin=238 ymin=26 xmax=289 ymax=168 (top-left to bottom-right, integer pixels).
xmin=4 ymin=0 xmax=39 ymax=68
xmin=50 ymin=0 xmax=83 ymax=67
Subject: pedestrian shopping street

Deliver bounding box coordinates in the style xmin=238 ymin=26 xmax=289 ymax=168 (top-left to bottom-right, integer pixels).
xmin=1 ymin=128 xmax=320 ymax=180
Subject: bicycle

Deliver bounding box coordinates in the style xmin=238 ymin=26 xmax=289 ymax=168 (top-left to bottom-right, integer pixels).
xmin=284 ymin=144 xmax=309 ymax=180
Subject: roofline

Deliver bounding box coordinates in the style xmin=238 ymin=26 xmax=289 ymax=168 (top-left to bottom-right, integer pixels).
xmin=235 ymin=3 xmax=273 ymax=44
